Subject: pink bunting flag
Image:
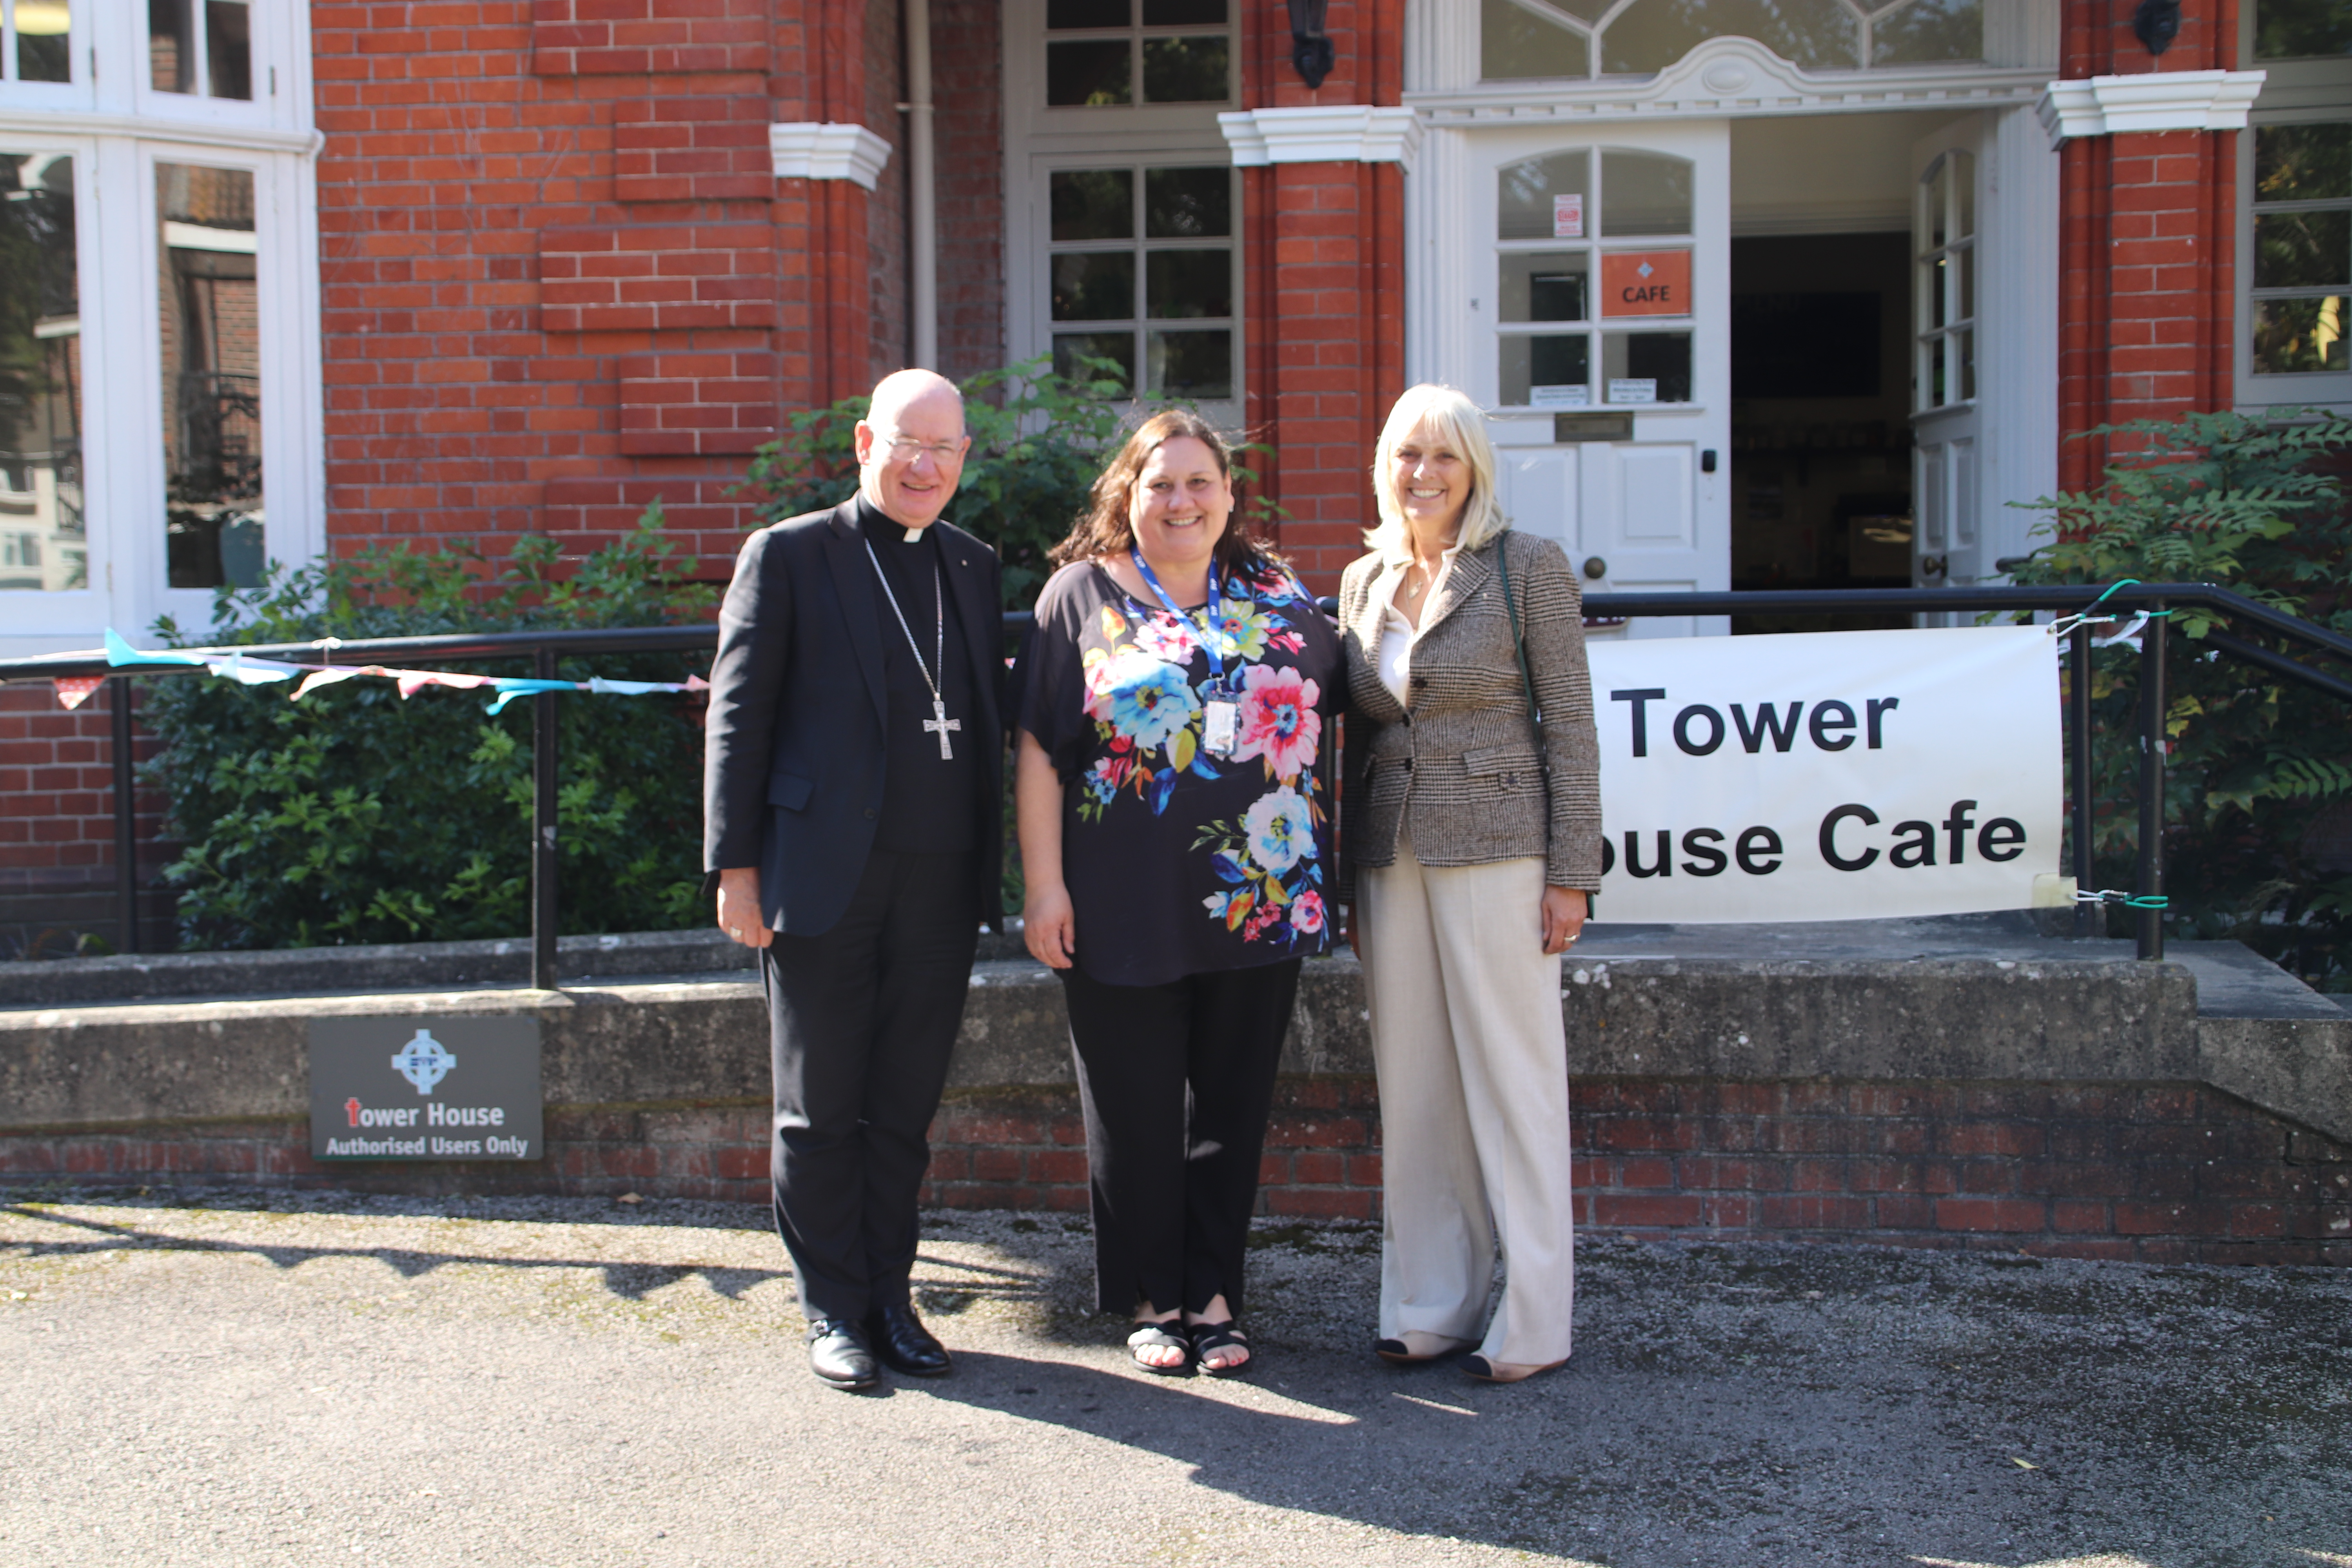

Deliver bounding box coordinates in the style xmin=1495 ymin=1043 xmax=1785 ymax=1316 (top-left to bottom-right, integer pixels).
xmin=393 ymin=669 xmax=494 ymax=697
xmin=291 ymin=666 xmax=372 ymax=700
xmin=54 ymin=676 xmax=103 ymax=710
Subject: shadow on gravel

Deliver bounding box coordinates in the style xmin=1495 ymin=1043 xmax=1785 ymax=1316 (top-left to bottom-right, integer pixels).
xmin=911 ymin=1263 xmax=2352 ymax=1568
xmin=0 ymin=1202 xmax=793 ymax=1302
xmin=916 ymin=1348 xmax=1523 ymax=1550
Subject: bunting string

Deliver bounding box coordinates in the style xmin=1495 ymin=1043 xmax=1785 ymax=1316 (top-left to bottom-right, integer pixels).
xmin=61 ymin=630 xmax=708 ymax=714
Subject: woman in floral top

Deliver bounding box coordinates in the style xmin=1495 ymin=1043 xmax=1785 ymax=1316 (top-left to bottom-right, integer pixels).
xmin=1018 ymin=409 xmax=1341 ymax=1378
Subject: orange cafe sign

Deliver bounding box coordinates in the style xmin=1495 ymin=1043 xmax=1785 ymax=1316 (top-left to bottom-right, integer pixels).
xmin=1601 ymin=250 xmax=1691 ymax=318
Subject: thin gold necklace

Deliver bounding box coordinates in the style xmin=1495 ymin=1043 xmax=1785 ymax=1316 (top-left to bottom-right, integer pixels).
xmin=1401 ymin=543 xmax=1452 ymax=601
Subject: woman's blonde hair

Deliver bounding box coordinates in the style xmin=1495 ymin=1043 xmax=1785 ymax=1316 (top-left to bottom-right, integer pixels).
xmin=1366 ymin=384 xmax=1507 ymax=555
xmin=1049 ymin=408 xmax=1273 ymax=574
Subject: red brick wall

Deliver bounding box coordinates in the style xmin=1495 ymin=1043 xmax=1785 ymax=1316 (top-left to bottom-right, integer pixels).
xmin=9 ymin=1076 xmax=2346 ymax=1265
xmin=2057 ymin=0 xmax=2241 ymax=491
xmin=1239 ymin=0 xmax=1408 ymax=597
xmin=1246 ymin=160 xmax=1406 ymax=593
xmin=0 ymin=681 xmax=170 ymax=956
xmin=309 ymin=0 xmax=906 ymax=576
xmin=932 ymin=0 xmax=1006 ymax=381
xmin=862 ymin=0 xmax=909 ymax=376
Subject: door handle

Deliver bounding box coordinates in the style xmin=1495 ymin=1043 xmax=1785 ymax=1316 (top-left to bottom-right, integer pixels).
xmin=1583 ymin=556 xmax=1608 ymax=580
xmin=1920 ymin=555 xmax=1948 ymax=579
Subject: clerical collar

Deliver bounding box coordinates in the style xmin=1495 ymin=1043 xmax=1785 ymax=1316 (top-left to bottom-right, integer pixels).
xmin=856 ymin=493 xmax=931 ymax=547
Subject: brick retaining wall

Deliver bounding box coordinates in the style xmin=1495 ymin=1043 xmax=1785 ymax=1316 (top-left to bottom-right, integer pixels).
xmin=6 ymin=1076 xmax=2346 ymax=1266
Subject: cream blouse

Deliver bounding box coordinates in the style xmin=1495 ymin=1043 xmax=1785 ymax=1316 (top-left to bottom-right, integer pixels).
xmin=1373 ymin=540 xmax=1465 ymax=708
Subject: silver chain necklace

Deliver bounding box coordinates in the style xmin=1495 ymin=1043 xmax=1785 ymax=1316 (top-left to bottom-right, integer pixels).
xmin=862 ymin=538 xmax=960 ymax=760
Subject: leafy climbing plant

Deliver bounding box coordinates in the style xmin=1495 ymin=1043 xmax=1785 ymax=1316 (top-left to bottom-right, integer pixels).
xmin=143 ymin=509 xmax=714 ymax=950
xmin=2006 ymin=410 xmax=2352 ymax=985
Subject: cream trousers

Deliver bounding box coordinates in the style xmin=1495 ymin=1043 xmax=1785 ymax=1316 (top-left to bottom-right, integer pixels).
xmin=1359 ymin=835 xmax=1574 ymax=1367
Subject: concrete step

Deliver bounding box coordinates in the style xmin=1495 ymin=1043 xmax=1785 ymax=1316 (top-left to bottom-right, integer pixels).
xmin=0 ymin=924 xmax=1036 ymax=1008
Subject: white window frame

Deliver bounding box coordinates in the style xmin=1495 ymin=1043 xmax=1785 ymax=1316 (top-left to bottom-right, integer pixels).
xmin=0 ymin=133 xmax=107 ymax=624
xmin=133 ymin=0 xmax=292 ymax=132
xmin=1004 ymin=0 xmax=1244 ymax=432
xmin=0 ymin=0 xmax=89 ymax=104
xmin=2234 ymin=10 xmax=2352 ymax=414
xmin=1915 ymin=147 xmax=1978 ymax=413
xmin=0 ymin=0 xmax=319 ymax=657
xmin=1486 ymin=145 xmax=1705 ymax=414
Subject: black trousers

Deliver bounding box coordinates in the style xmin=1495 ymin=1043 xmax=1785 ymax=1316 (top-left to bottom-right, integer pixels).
xmin=762 ymin=848 xmax=979 ymax=1322
xmin=1059 ymin=958 xmax=1302 ymax=1319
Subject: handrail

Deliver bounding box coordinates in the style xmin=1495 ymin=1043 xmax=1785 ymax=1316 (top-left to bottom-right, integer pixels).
xmin=1577 ymin=582 xmax=2352 ymax=670
xmin=12 ymin=581 xmax=2349 ymax=978
xmin=2 ymin=581 xmax=2344 ymax=684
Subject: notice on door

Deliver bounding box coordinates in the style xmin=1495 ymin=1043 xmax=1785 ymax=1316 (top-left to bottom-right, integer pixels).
xmin=1600 ymin=250 xmax=1690 ymax=317
xmin=1552 ymin=194 xmax=1583 ymax=238
xmin=310 ymin=1014 xmax=544 ymax=1161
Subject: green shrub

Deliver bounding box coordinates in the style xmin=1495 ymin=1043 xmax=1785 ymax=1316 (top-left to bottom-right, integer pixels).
xmin=145 ymin=361 xmax=1265 ymax=950
xmin=2008 ymin=410 xmax=2352 ymax=985
xmin=145 ymin=511 xmax=713 ymax=950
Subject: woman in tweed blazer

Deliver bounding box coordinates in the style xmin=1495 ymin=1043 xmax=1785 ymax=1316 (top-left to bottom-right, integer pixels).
xmin=1337 ymin=384 xmax=1602 ymax=1384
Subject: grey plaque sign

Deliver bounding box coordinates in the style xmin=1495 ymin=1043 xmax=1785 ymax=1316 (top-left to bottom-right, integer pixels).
xmin=309 ymin=1014 xmax=543 ymax=1161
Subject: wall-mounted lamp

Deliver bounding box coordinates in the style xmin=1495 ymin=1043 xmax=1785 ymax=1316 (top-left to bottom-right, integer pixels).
xmin=1287 ymin=0 xmax=1334 ymax=89
xmin=2132 ymin=0 xmax=2181 ymax=55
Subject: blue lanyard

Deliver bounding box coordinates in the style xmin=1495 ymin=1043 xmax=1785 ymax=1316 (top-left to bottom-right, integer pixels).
xmin=1130 ymin=549 xmax=1230 ymax=684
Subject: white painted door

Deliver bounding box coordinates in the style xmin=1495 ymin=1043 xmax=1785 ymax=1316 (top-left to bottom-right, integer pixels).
xmin=1429 ymin=119 xmax=1731 ymax=638
xmin=1910 ymin=117 xmax=1986 ymax=594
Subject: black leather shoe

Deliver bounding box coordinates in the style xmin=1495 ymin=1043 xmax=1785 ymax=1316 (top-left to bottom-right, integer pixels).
xmin=863 ymin=1302 xmax=952 ymax=1377
xmin=806 ymin=1319 xmax=880 ymax=1392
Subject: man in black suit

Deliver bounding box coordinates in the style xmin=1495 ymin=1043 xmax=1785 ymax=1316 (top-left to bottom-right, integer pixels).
xmin=704 ymin=368 xmax=1003 ymax=1392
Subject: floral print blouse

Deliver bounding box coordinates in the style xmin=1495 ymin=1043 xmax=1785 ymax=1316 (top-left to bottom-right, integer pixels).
xmin=1021 ymin=555 xmax=1343 ymax=987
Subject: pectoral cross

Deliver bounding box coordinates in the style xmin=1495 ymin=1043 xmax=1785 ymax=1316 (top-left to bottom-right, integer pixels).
xmin=924 ymin=699 xmax=961 ymax=759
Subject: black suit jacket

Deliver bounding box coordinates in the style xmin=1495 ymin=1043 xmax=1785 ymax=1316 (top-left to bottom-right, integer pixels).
xmin=703 ymin=499 xmax=1005 ymax=936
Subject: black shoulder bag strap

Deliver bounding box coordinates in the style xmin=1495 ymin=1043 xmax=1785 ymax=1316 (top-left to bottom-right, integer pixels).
xmin=1495 ymin=535 xmax=1550 ymax=782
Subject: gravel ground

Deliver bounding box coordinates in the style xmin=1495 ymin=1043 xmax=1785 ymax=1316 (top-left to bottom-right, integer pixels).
xmin=2 ymin=1187 xmax=2347 ymax=1568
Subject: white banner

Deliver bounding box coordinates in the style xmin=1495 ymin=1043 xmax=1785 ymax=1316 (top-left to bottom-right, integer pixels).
xmin=1581 ymin=626 xmax=2062 ymax=924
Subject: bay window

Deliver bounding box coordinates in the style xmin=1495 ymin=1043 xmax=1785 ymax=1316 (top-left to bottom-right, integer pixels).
xmin=0 ymin=0 xmax=317 ymax=655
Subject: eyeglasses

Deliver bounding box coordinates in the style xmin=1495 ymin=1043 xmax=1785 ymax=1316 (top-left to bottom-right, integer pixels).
xmin=876 ymin=434 xmax=967 ymax=464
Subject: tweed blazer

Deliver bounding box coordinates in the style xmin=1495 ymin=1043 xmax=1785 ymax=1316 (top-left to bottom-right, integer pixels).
xmin=1337 ymin=529 xmax=1602 ymax=895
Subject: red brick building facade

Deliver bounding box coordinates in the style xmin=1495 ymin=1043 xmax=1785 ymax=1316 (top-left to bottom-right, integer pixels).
xmin=3 ymin=0 xmax=2343 ymax=944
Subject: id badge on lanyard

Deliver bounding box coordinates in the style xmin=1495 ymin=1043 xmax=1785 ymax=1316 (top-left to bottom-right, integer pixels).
xmin=1200 ymin=678 xmax=1240 ymax=759
xmin=1132 ymin=548 xmax=1241 ymax=759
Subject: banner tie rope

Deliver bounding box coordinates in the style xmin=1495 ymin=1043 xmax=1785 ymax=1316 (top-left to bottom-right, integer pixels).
xmin=2072 ymin=888 xmax=2169 ymax=909
xmin=2048 ymin=579 xmax=2175 ymax=643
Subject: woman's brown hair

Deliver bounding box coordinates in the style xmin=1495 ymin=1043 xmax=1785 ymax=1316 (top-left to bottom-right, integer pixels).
xmin=1048 ymin=409 xmax=1275 ymax=575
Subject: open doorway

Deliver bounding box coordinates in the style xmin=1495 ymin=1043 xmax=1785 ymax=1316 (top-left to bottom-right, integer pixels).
xmin=1724 ymin=111 xmax=1960 ymax=633
xmin=1728 ymin=232 xmax=1912 ymax=632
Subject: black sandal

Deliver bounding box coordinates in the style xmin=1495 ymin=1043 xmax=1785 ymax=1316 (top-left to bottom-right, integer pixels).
xmin=1187 ymin=1320 xmax=1253 ymax=1377
xmin=1127 ymin=1321 xmax=1192 ymax=1376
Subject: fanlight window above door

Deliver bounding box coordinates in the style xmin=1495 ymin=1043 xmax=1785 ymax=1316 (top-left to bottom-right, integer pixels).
xmin=1480 ymin=0 xmax=1982 ymax=80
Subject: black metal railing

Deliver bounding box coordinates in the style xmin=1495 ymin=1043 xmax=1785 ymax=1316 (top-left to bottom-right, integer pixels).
xmin=6 ymin=581 xmax=2350 ymax=982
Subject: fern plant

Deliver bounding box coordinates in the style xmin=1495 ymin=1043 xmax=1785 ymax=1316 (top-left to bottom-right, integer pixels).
xmin=2007 ymin=410 xmax=2352 ymax=986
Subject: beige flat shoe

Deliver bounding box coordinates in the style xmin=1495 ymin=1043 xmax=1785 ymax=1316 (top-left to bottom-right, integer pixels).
xmin=1463 ymin=1354 xmax=1567 ymax=1384
xmin=1375 ymin=1331 xmax=1476 ymax=1365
